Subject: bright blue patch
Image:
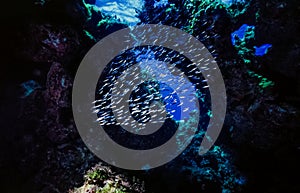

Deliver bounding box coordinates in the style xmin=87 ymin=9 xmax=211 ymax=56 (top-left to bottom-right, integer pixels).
xmin=93 ymin=0 xmax=144 ymax=25
xmin=231 ymin=24 xmax=255 ymax=45
xmin=254 ymin=44 xmax=272 ymax=56
xmin=159 ymin=83 xmax=181 ymax=121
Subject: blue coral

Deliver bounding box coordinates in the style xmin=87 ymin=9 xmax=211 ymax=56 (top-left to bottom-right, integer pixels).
xmin=231 ymin=24 xmax=255 ymax=46
xmin=254 ymin=44 xmax=272 ymax=56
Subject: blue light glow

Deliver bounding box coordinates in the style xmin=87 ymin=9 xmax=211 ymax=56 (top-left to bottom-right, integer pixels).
xmin=159 ymin=83 xmax=181 ymax=121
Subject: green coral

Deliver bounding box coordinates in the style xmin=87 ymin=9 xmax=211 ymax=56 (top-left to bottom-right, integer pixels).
xmin=83 ymin=30 xmax=96 ymax=41
xmin=233 ymin=25 xmax=256 ymax=63
xmin=71 ymin=163 xmax=145 ymax=193
xmin=181 ymin=0 xmax=251 ymax=34
xmin=86 ymin=168 xmax=108 ymax=183
xmin=165 ymin=3 xmax=177 ymax=13
xmin=248 ymin=70 xmax=275 ymax=90
xmin=259 ymin=78 xmax=274 ymax=89
xmin=82 ymin=0 xmax=94 ymax=20
xmin=82 ymin=0 xmax=128 ymax=27
xmin=97 ymin=17 xmax=124 ymax=28
xmin=99 ymin=183 xmax=127 ymax=193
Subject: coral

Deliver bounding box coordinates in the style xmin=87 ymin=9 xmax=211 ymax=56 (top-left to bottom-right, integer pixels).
xmin=182 ymin=0 xmax=250 ymax=33
xmin=179 ymin=146 xmax=246 ymax=193
xmin=254 ymin=44 xmax=272 ymax=56
xmin=83 ymin=0 xmax=144 ymax=26
xmin=84 ymin=30 xmax=97 ymax=41
xmin=164 ymin=109 xmax=245 ymax=192
xmin=71 ymin=163 xmax=145 ymax=193
xmin=22 ymin=24 xmax=80 ymax=63
xmin=231 ymin=24 xmax=255 ymax=63
xmin=45 ymin=62 xmax=72 ymax=108
xmin=231 ymin=24 xmax=255 ymax=46
xmin=248 ymin=70 xmax=275 ymax=89
xmin=231 ymin=24 xmax=273 ymax=63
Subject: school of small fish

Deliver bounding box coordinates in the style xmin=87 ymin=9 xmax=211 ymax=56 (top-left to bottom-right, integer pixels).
xmin=93 ymin=46 xmax=209 ymax=132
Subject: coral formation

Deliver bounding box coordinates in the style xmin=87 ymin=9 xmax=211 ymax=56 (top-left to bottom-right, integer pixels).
xmin=71 ymin=163 xmax=145 ymax=193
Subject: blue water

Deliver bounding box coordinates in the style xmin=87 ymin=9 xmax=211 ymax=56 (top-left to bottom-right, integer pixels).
xmin=138 ymin=58 xmax=197 ymax=122
xmin=159 ymin=83 xmax=181 ymax=121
